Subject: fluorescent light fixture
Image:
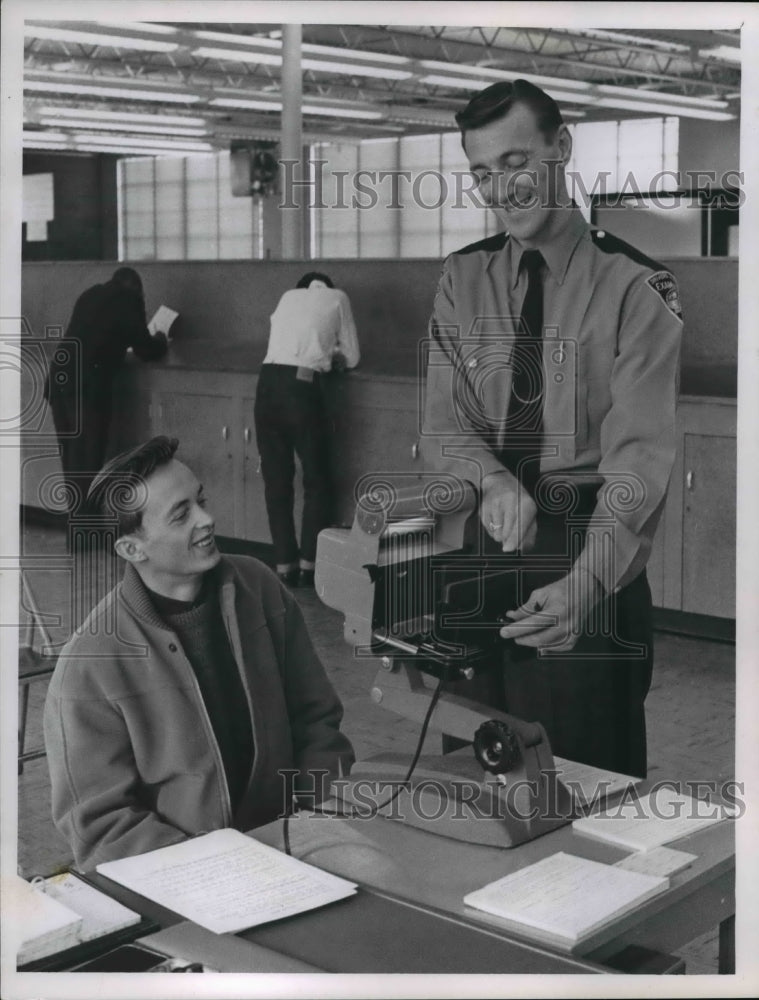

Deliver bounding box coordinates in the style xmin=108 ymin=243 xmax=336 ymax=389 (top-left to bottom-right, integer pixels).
xmin=24 ymin=24 xmax=179 ymax=52
xmin=301 ymin=59 xmax=412 ymax=80
xmin=209 ymin=96 xmax=383 ymax=120
xmin=419 ymin=74 xmax=503 ymax=90
xmin=194 ymin=30 xmax=282 ymax=48
xmin=209 ymin=97 xmax=279 ymax=110
xmin=24 ymin=80 xmax=201 ymax=103
xmin=37 ymin=106 xmax=207 ymax=126
xmin=303 ymin=105 xmax=383 ymax=120
xmin=194 ymin=46 xmax=412 ymax=79
xmin=595 ymin=97 xmax=734 ymax=120
xmin=79 ymin=145 xmax=193 ymax=157
xmin=555 ymin=27 xmax=690 ymax=53
xmin=70 ymin=133 xmax=213 ymax=150
xmin=38 ymin=118 xmax=208 ymax=136
xmin=595 ymin=84 xmax=728 ymax=109
xmin=23 ymin=129 xmax=66 ymax=141
xmin=195 ymin=29 xmax=411 ymax=65
xmin=418 ymin=60 xmax=591 ymax=91
xmin=94 ymin=21 xmax=178 ymax=35
xmin=194 ymin=46 xmax=282 ymax=66
xmin=699 ymin=45 xmax=741 ymax=65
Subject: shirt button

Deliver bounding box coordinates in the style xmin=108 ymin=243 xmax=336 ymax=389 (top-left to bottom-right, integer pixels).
xmin=597 ymin=230 xmax=606 ymax=238
xmin=169 ymin=643 xmax=178 ymax=652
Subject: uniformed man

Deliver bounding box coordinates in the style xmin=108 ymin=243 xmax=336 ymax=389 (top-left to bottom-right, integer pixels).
xmin=420 ymin=79 xmax=682 ymax=777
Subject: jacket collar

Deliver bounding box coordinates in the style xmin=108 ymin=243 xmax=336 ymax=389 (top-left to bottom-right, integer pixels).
xmin=504 ymin=207 xmax=589 ymax=289
xmin=120 ymin=558 xmax=235 ymax=630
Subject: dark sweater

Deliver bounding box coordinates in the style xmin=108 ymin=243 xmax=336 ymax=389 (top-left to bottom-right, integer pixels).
xmin=147 ymin=579 xmax=254 ymax=809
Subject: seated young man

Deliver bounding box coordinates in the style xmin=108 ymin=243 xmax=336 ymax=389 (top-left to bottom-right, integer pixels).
xmin=44 ymin=436 xmax=355 ymax=869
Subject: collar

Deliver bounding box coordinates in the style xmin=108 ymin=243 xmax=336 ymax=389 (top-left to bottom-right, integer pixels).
xmin=508 ymin=208 xmax=589 ymax=289
xmin=120 ymin=559 xmax=233 ymax=630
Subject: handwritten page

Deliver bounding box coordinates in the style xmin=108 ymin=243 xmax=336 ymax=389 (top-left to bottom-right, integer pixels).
xmin=615 ymin=846 xmax=696 ymax=878
xmin=572 ymin=787 xmax=734 ymax=852
xmin=97 ymin=829 xmax=357 ymax=935
xmin=43 ymin=872 xmax=140 ymax=941
xmin=552 ymin=755 xmax=639 ymax=808
xmin=463 ymin=852 xmax=667 ymax=949
xmin=148 ymin=304 xmax=178 ymax=337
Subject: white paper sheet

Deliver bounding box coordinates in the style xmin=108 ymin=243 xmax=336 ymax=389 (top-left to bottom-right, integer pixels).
xmin=614 ymin=845 xmax=696 ymax=878
xmin=97 ymin=828 xmax=357 ymax=935
xmin=148 ymin=304 xmax=178 ymax=336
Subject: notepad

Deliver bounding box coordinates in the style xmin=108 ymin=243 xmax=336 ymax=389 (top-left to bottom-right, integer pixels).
xmin=572 ymin=787 xmax=734 ymax=852
xmin=15 ymin=871 xmax=142 ymax=965
xmin=463 ymin=852 xmax=668 ymax=951
xmin=148 ymin=304 xmax=178 ymax=337
xmin=96 ymin=828 xmax=357 ymax=935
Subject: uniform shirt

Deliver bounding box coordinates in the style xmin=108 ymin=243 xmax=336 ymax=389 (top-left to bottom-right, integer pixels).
xmin=263 ymin=285 xmax=360 ymax=372
xmin=420 ymin=209 xmax=683 ymax=594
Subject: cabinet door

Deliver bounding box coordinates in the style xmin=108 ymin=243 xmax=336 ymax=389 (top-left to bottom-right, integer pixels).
xmin=153 ymin=391 xmax=240 ymax=537
xmin=681 ymin=432 xmax=736 ymax=618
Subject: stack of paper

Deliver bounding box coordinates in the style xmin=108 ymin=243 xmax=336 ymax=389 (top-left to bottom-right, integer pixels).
xmin=463 ymin=852 xmax=668 ymax=951
xmin=96 ymin=828 xmax=357 ymax=935
xmin=14 ymin=876 xmax=83 ymax=965
xmin=147 ymin=305 xmax=178 ymax=337
xmin=572 ymin=787 xmax=734 ymax=852
xmin=42 ymin=872 xmax=141 ymax=942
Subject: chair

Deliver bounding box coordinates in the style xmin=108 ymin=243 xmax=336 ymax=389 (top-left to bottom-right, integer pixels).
xmin=18 ymin=571 xmax=58 ymax=774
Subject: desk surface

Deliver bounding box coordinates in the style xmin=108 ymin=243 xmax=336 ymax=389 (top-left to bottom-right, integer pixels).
xmin=83 ymin=807 xmax=733 ymax=974
xmin=254 ymin=805 xmax=735 ymax=966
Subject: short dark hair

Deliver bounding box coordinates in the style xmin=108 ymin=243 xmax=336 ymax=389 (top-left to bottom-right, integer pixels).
xmin=296 ymin=272 xmax=334 ymax=289
xmin=86 ymin=436 xmax=179 ymax=536
xmin=111 ymin=266 xmax=142 ymax=287
xmin=455 ymin=79 xmax=563 ymax=141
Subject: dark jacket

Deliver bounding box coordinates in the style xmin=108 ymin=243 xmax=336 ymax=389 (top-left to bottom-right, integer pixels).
xmin=44 ymin=554 xmax=355 ymax=869
xmin=45 ymin=279 xmax=167 ymax=400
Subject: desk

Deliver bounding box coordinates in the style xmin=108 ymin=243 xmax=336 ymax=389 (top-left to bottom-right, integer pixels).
xmin=253 ymin=808 xmax=734 ymax=972
xmin=82 ymin=808 xmax=733 ymax=975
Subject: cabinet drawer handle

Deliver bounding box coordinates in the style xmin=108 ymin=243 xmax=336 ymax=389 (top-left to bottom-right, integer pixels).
xmin=686 ymin=470 xmax=694 ymax=491
xmin=244 ymin=427 xmax=251 ymax=444
xmin=411 ymin=442 xmax=419 ymax=460
xmin=222 ymin=426 xmax=229 ymax=441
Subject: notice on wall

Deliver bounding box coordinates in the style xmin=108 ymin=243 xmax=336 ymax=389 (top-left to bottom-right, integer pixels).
xmin=23 ymin=173 xmax=54 ymax=242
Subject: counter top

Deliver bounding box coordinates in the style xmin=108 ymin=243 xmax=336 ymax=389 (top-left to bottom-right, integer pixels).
xmin=133 ymin=342 xmax=736 ymax=399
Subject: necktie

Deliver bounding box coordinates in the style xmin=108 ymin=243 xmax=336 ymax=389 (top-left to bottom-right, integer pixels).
xmin=504 ymin=248 xmax=545 ymax=495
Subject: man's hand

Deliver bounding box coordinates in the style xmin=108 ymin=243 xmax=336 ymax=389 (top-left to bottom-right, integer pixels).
xmin=498 ymin=567 xmax=605 ymax=652
xmin=481 ymin=473 xmax=538 ymax=552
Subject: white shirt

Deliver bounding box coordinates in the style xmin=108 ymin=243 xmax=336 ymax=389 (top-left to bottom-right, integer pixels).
xmin=263 ymin=285 xmax=360 ymax=372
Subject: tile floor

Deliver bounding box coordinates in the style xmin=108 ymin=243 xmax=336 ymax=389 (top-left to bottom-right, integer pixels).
xmin=15 ymin=523 xmax=736 ymax=974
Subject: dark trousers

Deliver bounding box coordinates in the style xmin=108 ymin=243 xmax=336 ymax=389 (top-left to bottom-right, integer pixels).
xmin=47 ymin=387 xmax=112 ymax=514
xmin=253 ymin=364 xmax=332 ymax=566
xmin=445 ymin=484 xmax=654 ymax=778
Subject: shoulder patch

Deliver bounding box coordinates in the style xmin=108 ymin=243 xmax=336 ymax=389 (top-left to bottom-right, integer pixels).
xmin=646 ymin=270 xmax=683 ymax=321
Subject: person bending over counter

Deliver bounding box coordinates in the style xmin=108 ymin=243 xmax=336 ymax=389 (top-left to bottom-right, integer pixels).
xmin=44 ymin=267 xmax=169 ymax=513
xmin=421 ymin=79 xmax=682 ymax=778
xmin=44 ymin=436 xmax=355 ymax=869
xmin=254 ymin=272 xmax=360 ymax=588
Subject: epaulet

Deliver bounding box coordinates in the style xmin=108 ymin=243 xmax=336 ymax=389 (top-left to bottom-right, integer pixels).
xmin=590 ymin=227 xmax=666 ymax=274
xmin=592 ymin=228 xmax=682 ymax=320
xmin=451 ymin=231 xmax=509 ymax=257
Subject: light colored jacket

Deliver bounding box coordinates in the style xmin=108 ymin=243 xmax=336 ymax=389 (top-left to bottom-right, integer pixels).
xmin=44 ymin=555 xmax=355 ymax=869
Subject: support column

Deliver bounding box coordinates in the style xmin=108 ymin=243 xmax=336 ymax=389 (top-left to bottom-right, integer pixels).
xmin=281 ymin=23 xmax=303 ymax=259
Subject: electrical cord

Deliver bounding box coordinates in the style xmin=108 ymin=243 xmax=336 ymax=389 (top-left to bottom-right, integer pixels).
xmin=283 ymin=676 xmax=444 ymax=854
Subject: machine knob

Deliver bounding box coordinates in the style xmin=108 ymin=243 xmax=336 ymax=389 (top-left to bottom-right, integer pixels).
xmin=473 ymin=720 xmax=522 ymax=775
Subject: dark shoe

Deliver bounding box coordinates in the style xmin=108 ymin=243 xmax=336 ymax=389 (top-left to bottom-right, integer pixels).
xmin=277 ymin=568 xmax=300 ymax=587
xmin=298 ymin=569 xmax=315 ymax=588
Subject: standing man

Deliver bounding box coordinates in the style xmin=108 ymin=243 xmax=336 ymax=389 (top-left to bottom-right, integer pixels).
xmin=44 ymin=267 xmax=168 ymax=512
xmin=44 ymin=436 xmax=355 ymax=869
xmin=254 ymin=272 xmax=360 ymax=587
xmin=420 ymin=80 xmax=682 ymax=777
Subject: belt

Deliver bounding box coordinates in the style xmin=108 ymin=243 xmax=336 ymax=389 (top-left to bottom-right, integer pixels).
xmin=262 ymin=363 xmax=321 ymax=382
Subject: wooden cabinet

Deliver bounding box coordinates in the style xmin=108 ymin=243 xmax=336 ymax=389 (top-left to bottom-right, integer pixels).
xmin=648 ymin=397 xmax=736 ymax=619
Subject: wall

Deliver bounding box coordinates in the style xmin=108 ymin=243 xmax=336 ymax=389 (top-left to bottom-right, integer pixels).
xmin=678 ymin=118 xmax=741 ymax=189
xmin=22 ymin=153 xmax=119 ymax=262
xmin=20 ymin=256 xmax=738 ymax=378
